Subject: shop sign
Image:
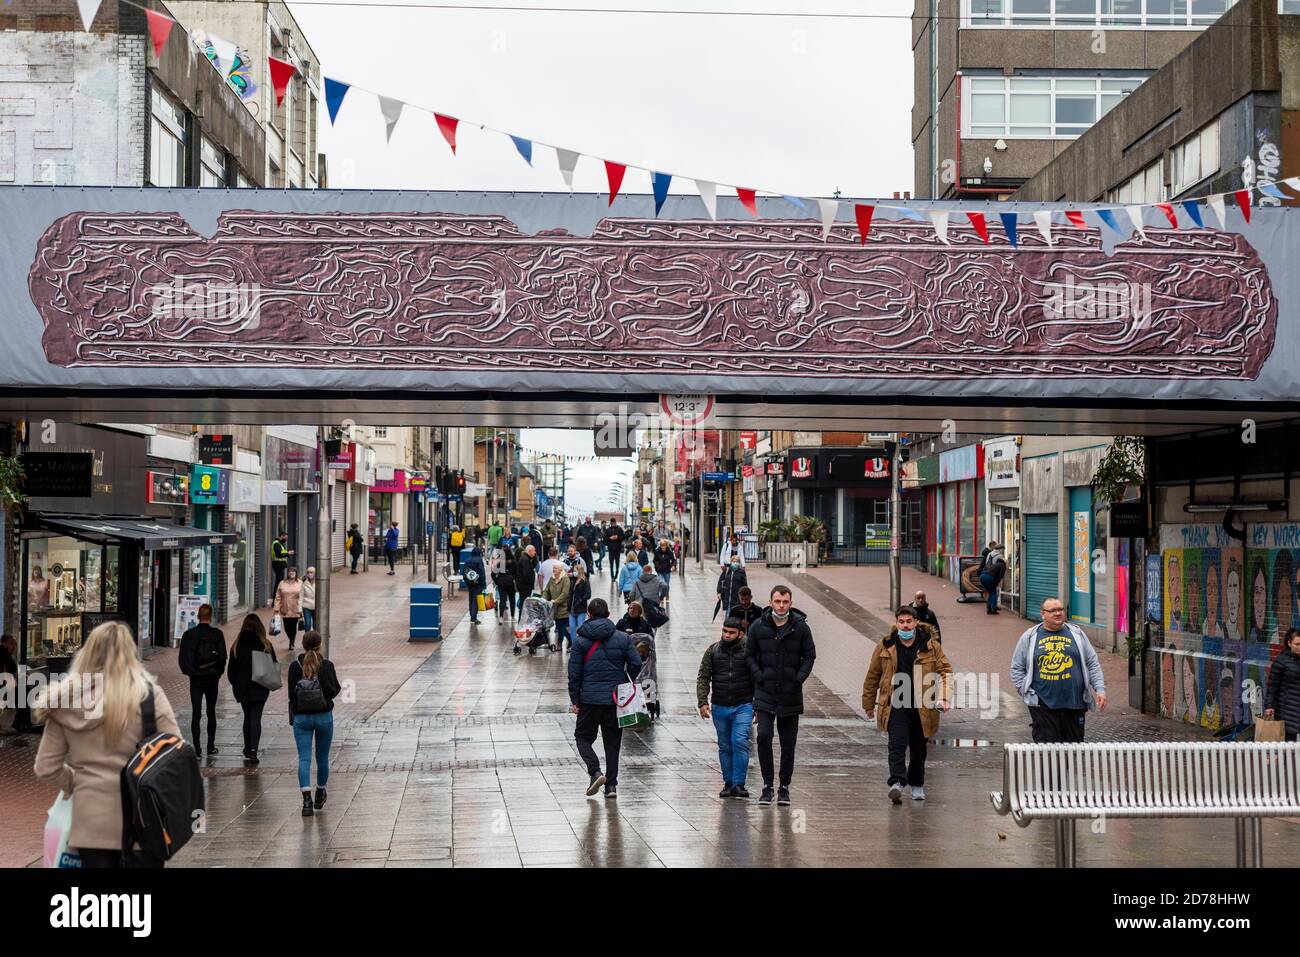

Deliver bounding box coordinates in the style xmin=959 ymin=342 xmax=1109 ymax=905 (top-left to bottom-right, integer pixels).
xmin=190 ymin=464 xmax=229 ymax=505
xmin=790 ymin=456 xmax=816 ymax=481
xmin=198 ymin=434 xmax=233 ymax=465
xmin=22 ymin=452 xmax=93 ymax=497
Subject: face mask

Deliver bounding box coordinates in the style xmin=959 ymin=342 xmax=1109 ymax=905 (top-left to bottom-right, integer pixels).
xmin=897 ymin=628 xmax=914 ymax=640
xmin=772 ymin=607 xmax=789 ymax=621
xmin=730 ymin=562 xmax=740 ymax=570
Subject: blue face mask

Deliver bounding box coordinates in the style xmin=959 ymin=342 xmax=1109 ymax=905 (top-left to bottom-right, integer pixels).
xmin=897 ymin=628 xmax=915 ymax=640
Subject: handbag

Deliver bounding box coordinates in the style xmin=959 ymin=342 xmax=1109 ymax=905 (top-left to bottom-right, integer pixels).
xmin=643 ymin=598 xmax=669 ymax=629
xmin=1255 ymin=717 xmax=1287 ymax=742
xmin=476 ymin=593 xmax=487 ymax=613
xmin=615 ymin=680 xmax=650 ymax=730
xmin=269 ymin=614 xmax=283 ymax=636
xmin=250 ymin=649 xmax=283 ymax=691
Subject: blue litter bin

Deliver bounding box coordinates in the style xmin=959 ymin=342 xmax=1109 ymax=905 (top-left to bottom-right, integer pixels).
xmin=410 ymin=583 xmax=442 ymax=642
xmin=459 ymin=547 xmax=475 ymax=569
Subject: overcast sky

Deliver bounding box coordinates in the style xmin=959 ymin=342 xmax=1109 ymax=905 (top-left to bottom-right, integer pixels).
xmin=290 ymin=0 xmax=914 ymax=199
xmin=519 ymin=428 xmax=637 ymax=517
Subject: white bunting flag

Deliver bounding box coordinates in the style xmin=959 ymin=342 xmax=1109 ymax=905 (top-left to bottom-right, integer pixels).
xmin=1283 ymin=176 xmax=1300 ymax=194
xmin=1207 ymin=193 xmax=1227 ymax=228
xmin=556 ymin=148 xmax=580 ymax=190
xmin=378 ymin=96 xmax=404 ymax=143
xmin=1033 ymin=210 xmax=1053 ymax=245
xmin=1124 ymin=205 xmax=1147 ymax=240
xmin=208 ymin=34 xmax=238 ymax=75
xmin=931 ymin=210 xmax=950 ymax=245
xmin=696 ymin=180 xmax=717 ymax=220
xmin=817 ymin=199 xmax=840 ymax=241
xmin=77 ymin=0 xmax=102 ymax=30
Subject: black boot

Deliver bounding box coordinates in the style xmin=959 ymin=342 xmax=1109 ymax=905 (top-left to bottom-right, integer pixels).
xmin=302 ymin=791 xmax=314 ymax=817
xmin=314 ymin=787 xmax=327 ymax=810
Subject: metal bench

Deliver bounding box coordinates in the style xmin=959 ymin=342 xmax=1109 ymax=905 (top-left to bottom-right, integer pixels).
xmin=990 ymin=742 xmax=1300 ymax=867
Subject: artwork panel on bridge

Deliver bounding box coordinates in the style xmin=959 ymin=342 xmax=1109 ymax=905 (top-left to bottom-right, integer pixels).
xmin=1155 ymin=523 xmax=1296 ymax=730
xmin=0 ymin=187 xmax=1297 ymax=400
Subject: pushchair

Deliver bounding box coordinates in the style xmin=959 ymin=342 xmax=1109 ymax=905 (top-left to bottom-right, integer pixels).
xmin=628 ymin=632 xmax=660 ymax=722
xmin=513 ymin=595 xmax=556 ymax=656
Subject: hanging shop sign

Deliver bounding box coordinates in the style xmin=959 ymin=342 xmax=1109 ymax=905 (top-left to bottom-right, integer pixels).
xmin=984 ymin=438 xmax=1020 ymax=489
xmin=789 ymin=456 xmax=816 ymax=481
xmin=198 ymin=434 xmax=233 ymax=465
xmin=146 ymin=470 xmax=189 ymax=505
xmin=190 ymin=464 xmax=230 ymax=505
xmin=738 ymin=431 xmax=757 ymax=450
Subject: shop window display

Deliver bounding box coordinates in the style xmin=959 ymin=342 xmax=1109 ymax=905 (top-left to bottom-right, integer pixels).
xmin=23 ymin=536 xmax=117 ymax=663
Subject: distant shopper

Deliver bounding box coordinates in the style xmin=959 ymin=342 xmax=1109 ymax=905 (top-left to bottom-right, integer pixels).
xmin=487 ymin=520 xmax=505 ymax=548
xmin=462 ymin=546 xmax=488 ymax=625
xmin=301 ymin=567 xmax=317 ymax=632
xmin=271 ymin=533 xmax=292 ymax=594
xmin=911 ymin=590 xmax=941 ymax=638
xmin=178 ymin=603 xmax=227 ymax=755
xmin=544 ymin=562 xmax=573 ymax=651
xmin=719 ymin=533 xmax=746 ymax=568
xmin=347 ymin=523 xmax=364 ymax=574
xmin=570 ymin=564 xmax=592 ymax=641
xmin=1010 ymin=597 xmax=1108 ymax=742
xmin=515 ymin=545 xmax=539 ymax=602
xmin=698 ymin=617 xmax=755 ymax=798
xmin=617 ymin=551 xmax=643 ymax=603
xmin=605 ymin=522 xmax=626 ymax=564
xmin=287 ymin=630 xmax=342 ymax=817
xmin=385 ymin=522 xmax=400 ymax=575
xmin=717 ymin=558 xmax=748 ymax=619
xmin=631 ymin=563 xmax=665 ymax=612
xmin=616 ymin=601 xmax=655 ymax=640
xmin=728 ymin=586 xmax=764 ymax=633
xmin=980 ymin=543 xmax=1007 ymax=615
xmin=862 ymin=606 xmax=952 ymax=803
xmin=34 ymin=622 xmax=182 ymax=868
xmin=569 ymin=598 xmax=642 ymax=799
xmin=228 ymin=613 xmax=277 ymax=763
xmin=654 ymin=540 xmax=677 ymax=603
xmin=449 ymin=526 xmax=465 ymax=573
xmin=1264 ymin=627 xmax=1300 ymax=741
xmin=539 ymin=546 xmax=563 ymax=590
xmin=746 ymin=585 xmax=816 ymax=806
xmin=273 ymin=566 xmax=304 ymax=652
xmin=493 ymin=543 xmax=518 ymax=621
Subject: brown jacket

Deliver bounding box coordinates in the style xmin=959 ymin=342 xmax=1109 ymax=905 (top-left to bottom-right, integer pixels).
xmin=274 ymin=579 xmax=303 ymax=618
xmin=34 ymin=678 xmax=181 ymax=851
xmin=861 ymin=624 xmax=953 ymax=738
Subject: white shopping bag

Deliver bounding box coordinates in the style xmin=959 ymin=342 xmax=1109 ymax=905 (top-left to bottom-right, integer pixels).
xmin=615 ymin=681 xmax=650 ymax=730
xmin=44 ymin=792 xmax=81 ymax=868
xmin=269 ymin=614 xmax=283 ymax=636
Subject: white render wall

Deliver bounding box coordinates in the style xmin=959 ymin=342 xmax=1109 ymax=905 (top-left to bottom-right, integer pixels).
xmin=0 ymin=31 xmax=145 ymax=186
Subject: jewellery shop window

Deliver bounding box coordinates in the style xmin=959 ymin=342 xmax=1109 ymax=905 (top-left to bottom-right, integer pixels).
xmin=23 ymin=537 xmax=119 ymax=663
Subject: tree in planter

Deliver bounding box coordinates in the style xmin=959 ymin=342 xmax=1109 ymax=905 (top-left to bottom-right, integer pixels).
xmin=1091 ymin=436 xmax=1145 ymax=507
xmin=0 ymin=453 xmax=24 ymax=517
xmin=791 ymin=514 xmax=828 ymax=559
xmin=757 ymin=519 xmax=786 ymax=543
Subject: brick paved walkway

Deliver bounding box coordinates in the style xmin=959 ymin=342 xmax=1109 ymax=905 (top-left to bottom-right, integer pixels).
xmin=3 ymin=557 xmax=1297 ymax=868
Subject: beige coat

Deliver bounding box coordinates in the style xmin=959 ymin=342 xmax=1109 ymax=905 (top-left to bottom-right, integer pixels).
xmin=861 ymin=625 xmax=953 ymax=738
xmin=274 ymin=578 xmax=303 ymax=618
xmin=300 ymin=579 xmax=316 ymax=611
xmin=34 ymin=679 xmax=181 ymax=851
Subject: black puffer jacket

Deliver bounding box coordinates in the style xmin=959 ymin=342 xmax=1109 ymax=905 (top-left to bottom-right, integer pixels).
xmin=745 ymin=607 xmax=816 ymax=716
xmin=571 ymin=576 xmax=592 ymax=615
xmin=569 ymin=617 xmax=642 ymax=706
xmin=515 ymin=553 xmax=537 ymax=593
xmin=654 ymin=547 xmax=677 ymax=574
xmin=697 ymin=637 xmax=754 ymax=708
xmin=1265 ymin=650 xmax=1300 ymax=735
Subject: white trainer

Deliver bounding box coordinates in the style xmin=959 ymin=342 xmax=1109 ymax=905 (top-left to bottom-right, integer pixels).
xmin=911 ymin=786 xmax=926 ymax=801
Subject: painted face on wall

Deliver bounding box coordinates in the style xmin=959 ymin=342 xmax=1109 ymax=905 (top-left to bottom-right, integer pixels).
xmin=1186 ymin=577 xmax=1201 ymax=628
xmin=1277 ymin=574 xmax=1294 ymax=639
xmin=1204 ymin=572 xmax=1220 ymax=629
xmin=1180 ymin=657 xmax=1199 ymax=722
xmin=1160 ymin=647 xmax=1176 ymax=718
xmin=1225 ymin=567 xmax=1241 ymax=632
xmin=1252 ymin=567 xmax=1268 ymax=637
xmin=1167 ymin=556 xmax=1181 ymax=616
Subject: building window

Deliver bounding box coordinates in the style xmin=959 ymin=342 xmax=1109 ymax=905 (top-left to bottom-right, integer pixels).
xmin=1170 ymin=117 xmax=1220 ymax=194
xmin=963 ymin=0 xmax=1238 ymax=27
xmin=236 ymin=170 xmax=254 ymax=188
xmin=372 ymin=427 xmax=389 ymax=439
xmin=199 ymin=136 xmax=227 ymax=187
xmin=966 ymin=75 xmax=1143 ymax=139
xmin=148 ymin=87 xmax=188 ymax=187
xmin=1106 ymin=158 xmax=1165 ymax=203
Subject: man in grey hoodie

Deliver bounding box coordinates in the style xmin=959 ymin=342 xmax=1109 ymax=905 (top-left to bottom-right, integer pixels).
xmin=1010 ymin=596 xmax=1108 ymax=742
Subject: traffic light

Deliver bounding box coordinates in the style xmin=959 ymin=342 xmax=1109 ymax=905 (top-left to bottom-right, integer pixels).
xmin=454 ymin=470 xmax=467 ymax=496
xmin=435 ymin=465 xmax=446 ymax=494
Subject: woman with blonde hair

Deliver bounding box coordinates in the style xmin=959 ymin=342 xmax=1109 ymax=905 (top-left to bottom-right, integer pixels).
xmin=33 ymin=621 xmax=181 ymax=867
xmin=287 ymin=630 xmax=341 ymax=816
xmin=301 ymin=566 xmax=317 ymax=632
xmin=227 ymin=613 xmax=277 ymax=763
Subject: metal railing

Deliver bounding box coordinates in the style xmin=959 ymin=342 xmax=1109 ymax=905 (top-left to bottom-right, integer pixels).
xmin=755 ymin=537 xmax=926 ymax=568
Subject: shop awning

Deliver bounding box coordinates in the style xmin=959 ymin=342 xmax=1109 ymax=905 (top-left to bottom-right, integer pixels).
xmin=31 ymin=516 xmax=237 ymax=550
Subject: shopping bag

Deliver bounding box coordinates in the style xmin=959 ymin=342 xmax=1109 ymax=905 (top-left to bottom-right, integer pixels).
xmin=1255 ymin=718 xmax=1287 ymax=742
xmin=43 ymin=792 xmax=81 ymax=868
xmin=476 ymin=594 xmax=487 ymax=613
xmin=269 ymin=614 xmax=283 ymax=636
xmin=615 ymin=681 xmax=650 ymax=730
xmin=643 ymin=599 xmax=669 ymax=629
xmin=483 ymin=594 xmax=496 ymax=611
xmin=250 ymin=650 xmax=282 ymax=691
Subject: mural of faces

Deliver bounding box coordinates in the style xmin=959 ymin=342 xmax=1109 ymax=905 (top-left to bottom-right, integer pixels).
xmin=1224 ymin=561 xmax=1242 ymax=640
xmin=1179 ymin=656 xmax=1199 ymax=723
xmin=1160 ymin=646 xmax=1177 ymax=719
xmin=1203 ymin=564 xmax=1221 ymax=635
xmin=1168 ymin=555 xmax=1183 ymax=629
xmin=1250 ymin=561 xmax=1268 ymax=641
xmin=1272 ymin=550 xmax=1295 ymax=642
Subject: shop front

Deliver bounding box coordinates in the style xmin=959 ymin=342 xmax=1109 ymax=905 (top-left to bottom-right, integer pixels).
xmin=984 ymin=437 xmax=1022 ymax=614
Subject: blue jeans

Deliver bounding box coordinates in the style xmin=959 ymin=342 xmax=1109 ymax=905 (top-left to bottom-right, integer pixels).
xmin=659 ymin=570 xmax=672 ymax=592
xmin=569 ymin=611 xmax=587 ymax=639
xmin=711 ymin=702 xmax=754 ymax=788
xmin=292 ymin=712 xmax=334 ymax=791
xmin=980 ymin=572 xmax=999 ymax=611
xmin=302 ymin=608 xmax=315 ymax=632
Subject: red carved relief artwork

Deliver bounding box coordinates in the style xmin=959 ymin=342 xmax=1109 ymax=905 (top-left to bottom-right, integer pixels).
xmin=29 ymin=211 xmax=1276 ymax=377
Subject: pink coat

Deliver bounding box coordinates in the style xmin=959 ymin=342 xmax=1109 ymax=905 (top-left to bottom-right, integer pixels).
xmin=274 ymin=579 xmax=303 ymax=618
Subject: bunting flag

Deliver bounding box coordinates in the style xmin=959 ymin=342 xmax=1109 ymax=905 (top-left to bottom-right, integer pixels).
xmin=1000 ymin=212 xmax=1018 ymax=247
xmin=77 ymin=0 xmax=101 ymax=31
xmin=854 ymin=204 xmax=874 ymax=245
xmin=1284 ymin=176 xmax=1300 ymax=192
xmin=1257 ymin=182 xmax=1288 ymax=200
xmin=1064 ymin=209 xmax=1086 ymax=229
xmin=1181 ymin=199 xmax=1204 ymax=228
xmin=268 ymin=56 xmax=296 ymax=109
xmin=696 ymin=180 xmax=717 ymax=220
xmin=1033 ymin=210 xmax=1053 ymax=245
xmin=510 ymin=135 xmax=532 ymax=165
xmin=556 ymin=148 xmax=580 ymax=189
xmin=378 ymin=96 xmax=404 ymax=143
xmin=1233 ymin=189 xmax=1251 ymax=224
xmin=1125 ymin=205 xmax=1147 ymax=240
xmin=434 ymin=114 xmax=459 ymax=155
xmin=1208 ymin=193 xmax=1227 ymax=228
xmin=930 ymin=210 xmax=950 ymax=244
xmin=966 ymin=211 xmax=989 ymax=243
xmin=324 ymin=77 xmax=350 ymax=125
xmin=783 ymin=195 xmax=808 ymax=212
xmin=817 ymin=199 xmax=839 ymax=241
xmin=604 ymin=161 xmax=626 ymax=206
xmin=1154 ymin=202 xmax=1178 ymax=229
xmin=652 ymin=172 xmax=672 ymax=216
xmin=145 ymin=9 xmax=174 ymax=59
xmin=1094 ymin=208 xmax=1125 ymax=236
xmin=736 ymin=188 xmax=758 ymax=217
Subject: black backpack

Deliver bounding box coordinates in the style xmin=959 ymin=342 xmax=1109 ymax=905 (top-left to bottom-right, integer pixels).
xmin=120 ymin=687 xmax=205 ymax=863
xmin=294 ymin=673 xmax=328 ymax=713
xmin=195 ymin=632 xmax=222 ymax=674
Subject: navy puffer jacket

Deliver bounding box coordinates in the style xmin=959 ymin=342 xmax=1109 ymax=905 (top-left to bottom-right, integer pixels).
xmin=569 ymin=617 xmax=643 ymax=706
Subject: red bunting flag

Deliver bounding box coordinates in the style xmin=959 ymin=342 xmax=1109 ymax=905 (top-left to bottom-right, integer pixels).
xmin=1154 ymin=202 xmax=1178 ymax=229
xmin=1233 ymin=189 xmax=1251 ymax=224
xmin=1065 ymin=209 xmax=1086 ymax=228
xmin=145 ymin=9 xmax=174 ymax=59
xmin=604 ymin=161 xmax=626 ymax=206
xmin=435 ymin=114 xmax=459 ymax=155
xmin=854 ymin=204 xmax=874 ymax=244
xmin=737 ymin=188 xmax=758 ymax=218
xmin=967 ymin=211 xmax=989 ymax=243
xmin=267 ymin=56 xmax=296 ymax=108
